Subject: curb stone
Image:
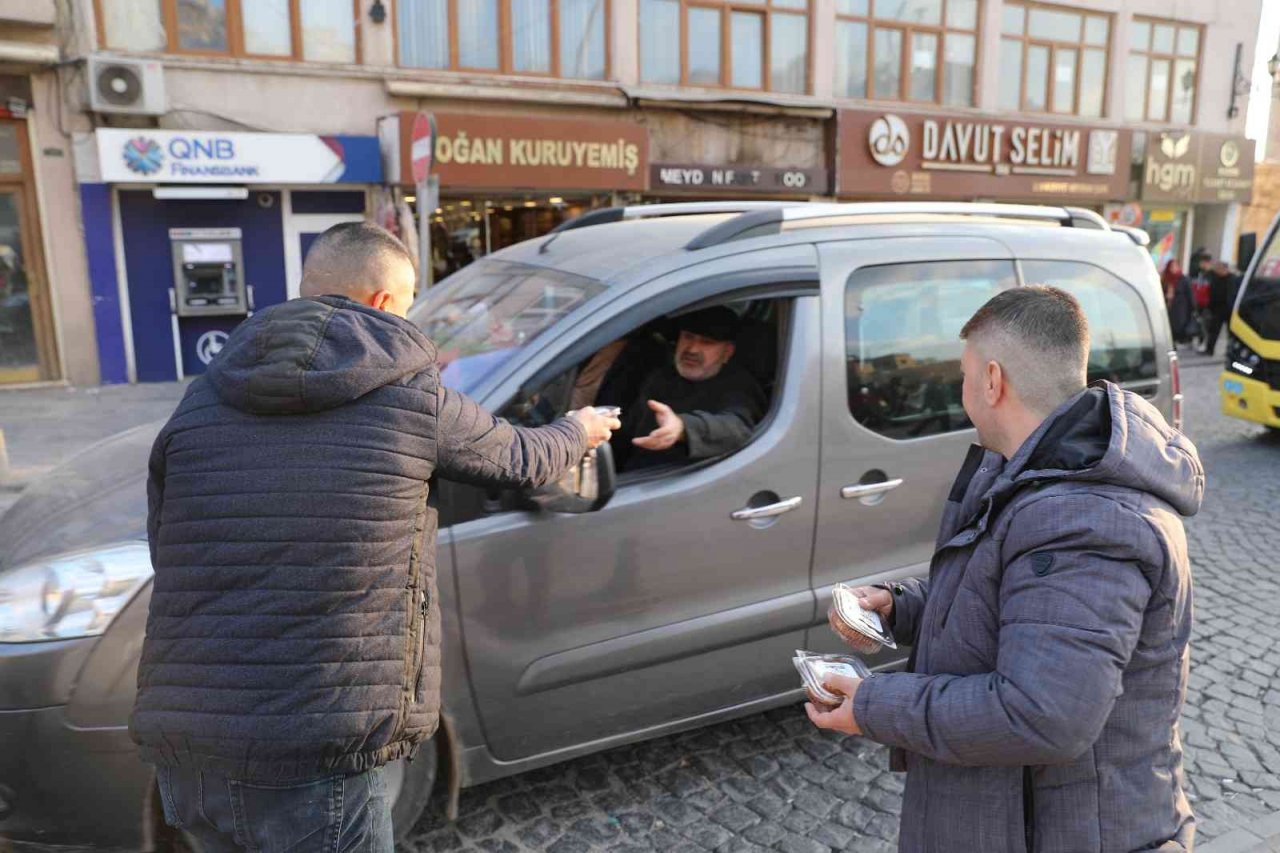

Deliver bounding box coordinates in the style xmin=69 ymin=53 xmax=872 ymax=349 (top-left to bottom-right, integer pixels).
xmin=1198 ymin=809 xmax=1280 ymax=853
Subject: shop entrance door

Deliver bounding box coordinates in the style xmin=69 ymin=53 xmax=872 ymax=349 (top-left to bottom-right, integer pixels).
xmin=0 ymin=183 xmax=55 ymax=384
xmin=0 ymin=115 xmax=57 ymax=385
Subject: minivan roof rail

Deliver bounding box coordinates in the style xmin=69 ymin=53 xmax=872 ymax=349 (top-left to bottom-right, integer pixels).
xmin=685 ymin=202 xmax=1111 ymax=250
xmin=549 ymin=201 xmax=802 ymax=234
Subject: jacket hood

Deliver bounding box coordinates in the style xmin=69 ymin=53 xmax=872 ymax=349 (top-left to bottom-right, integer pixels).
xmin=206 ymin=296 xmax=438 ymax=414
xmin=1010 ymin=382 xmax=1204 ymax=517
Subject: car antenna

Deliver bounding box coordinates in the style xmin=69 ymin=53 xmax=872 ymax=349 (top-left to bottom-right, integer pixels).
xmin=539 ymin=232 xmax=560 ymax=254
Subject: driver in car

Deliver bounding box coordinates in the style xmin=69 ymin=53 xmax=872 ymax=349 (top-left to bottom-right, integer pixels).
xmin=615 ymin=306 xmax=767 ymax=472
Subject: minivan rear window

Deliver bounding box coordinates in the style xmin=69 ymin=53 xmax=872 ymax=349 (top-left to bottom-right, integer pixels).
xmin=1020 ymin=260 xmax=1158 ymax=387
xmin=845 ymin=260 xmax=1018 ymax=440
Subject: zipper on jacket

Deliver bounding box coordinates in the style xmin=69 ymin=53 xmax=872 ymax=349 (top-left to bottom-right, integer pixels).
xmin=414 ymin=587 xmax=429 ymax=703
xmin=1023 ymin=766 xmax=1035 ymax=853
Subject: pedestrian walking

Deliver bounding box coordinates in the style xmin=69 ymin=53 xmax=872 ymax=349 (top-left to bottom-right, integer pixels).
xmin=810 ymin=286 xmax=1204 ymax=852
xmin=1201 ymin=259 xmax=1241 ymax=356
xmin=1161 ymin=259 xmax=1197 ymax=347
xmin=130 ymin=222 xmax=619 ymax=851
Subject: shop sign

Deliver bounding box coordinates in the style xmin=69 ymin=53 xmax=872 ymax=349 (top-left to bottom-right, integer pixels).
xmin=837 ymin=109 xmax=1130 ymax=201
xmin=407 ymin=112 xmax=648 ymax=191
xmin=650 ymin=163 xmax=826 ymax=194
xmin=1197 ymin=134 xmax=1254 ymax=204
xmin=1141 ymin=132 xmax=1199 ymax=203
xmin=1140 ymin=131 xmax=1255 ymax=204
xmin=96 ymin=128 xmax=381 ymax=184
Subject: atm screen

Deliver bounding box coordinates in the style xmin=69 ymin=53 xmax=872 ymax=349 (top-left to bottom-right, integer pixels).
xmin=186 ymin=267 xmax=228 ymax=298
xmin=182 ymin=242 xmax=234 ymax=264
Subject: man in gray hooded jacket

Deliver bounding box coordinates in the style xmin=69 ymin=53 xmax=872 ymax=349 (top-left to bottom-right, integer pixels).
xmin=810 ymin=286 xmax=1203 ymax=852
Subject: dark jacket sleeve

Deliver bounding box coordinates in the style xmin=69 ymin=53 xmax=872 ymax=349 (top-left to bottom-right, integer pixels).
xmin=852 ymin=494 xmax=1154 ymax=767
xmin=146 ymin=428 xmax=167 ymax=567
xmin=435 ymin=385 xmax=589 ymax=490
xmin=681 ymin=375 xmax=767 ymax=461
xmin=876 ymin=577 xmax=930 ymax=647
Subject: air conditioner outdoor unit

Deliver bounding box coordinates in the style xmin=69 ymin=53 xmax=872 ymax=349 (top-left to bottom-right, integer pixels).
xmin=87 ymin=56 xmax=166 ymax=116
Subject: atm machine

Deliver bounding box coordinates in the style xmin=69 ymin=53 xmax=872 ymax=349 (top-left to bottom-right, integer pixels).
xmin=168 ymin=228 xmax=252 ymax=376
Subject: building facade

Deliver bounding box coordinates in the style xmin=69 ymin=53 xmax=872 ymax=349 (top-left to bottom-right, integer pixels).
xmin=7 ymin=0 xmax=1267 ymax=385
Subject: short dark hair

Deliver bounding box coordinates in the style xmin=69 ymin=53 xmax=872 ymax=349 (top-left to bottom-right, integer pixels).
xmin=960 ymin=285 xmax=1090 ymax=413
xmin=300 ymin=222 xmax=416 ymax=298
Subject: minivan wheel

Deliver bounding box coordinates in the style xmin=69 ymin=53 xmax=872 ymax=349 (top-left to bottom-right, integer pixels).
xmin=390 ymin=738 xmax=438 ymax=844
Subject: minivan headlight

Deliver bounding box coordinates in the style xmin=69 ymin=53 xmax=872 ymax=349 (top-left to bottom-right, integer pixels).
xmin=0 ymin=542 xmax=153 ymax=643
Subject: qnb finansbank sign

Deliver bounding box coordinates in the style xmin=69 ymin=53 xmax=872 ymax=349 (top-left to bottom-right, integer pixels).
xmin=95 ymin=128 xmax=382 ymax=185
xmin=839 ymin=109 xmax=1131 ymax=201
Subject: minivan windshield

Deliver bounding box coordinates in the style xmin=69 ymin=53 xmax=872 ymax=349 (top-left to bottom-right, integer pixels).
xmin=408 ymin=259 xmax=606 ymax=391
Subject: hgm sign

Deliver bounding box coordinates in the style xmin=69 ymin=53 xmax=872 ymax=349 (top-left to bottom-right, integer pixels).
xmin=1144 ymin=133 xmax=1197 ymax=199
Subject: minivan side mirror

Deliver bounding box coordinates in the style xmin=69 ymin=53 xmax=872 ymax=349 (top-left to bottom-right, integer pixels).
xmin=518 ymin=442 xmax=617 ymax=514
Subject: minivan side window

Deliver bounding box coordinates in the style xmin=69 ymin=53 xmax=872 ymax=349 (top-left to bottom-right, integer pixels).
xmin=1021 ymin=260 xmax=1158 ymax=387
xmin=845 ymin=260 xmax=1018 ymax=441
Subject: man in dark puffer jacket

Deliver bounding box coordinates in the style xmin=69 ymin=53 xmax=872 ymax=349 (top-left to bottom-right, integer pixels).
xmin=131 ymin=223 xmax=618 ymax=851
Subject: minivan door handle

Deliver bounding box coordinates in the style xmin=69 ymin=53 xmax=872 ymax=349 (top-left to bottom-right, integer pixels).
xmin=731 ymin=495 xmax=803 ymax=521
xmin=841 ymin=478 xmax=904 ymax=503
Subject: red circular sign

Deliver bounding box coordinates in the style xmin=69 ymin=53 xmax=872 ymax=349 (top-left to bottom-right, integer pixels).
xmin=410 ymin=112 xmax=434 ymax=184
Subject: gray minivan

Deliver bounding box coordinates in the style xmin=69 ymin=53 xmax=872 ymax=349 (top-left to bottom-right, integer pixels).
xmin=0 ymin=202 xmax=1179 ymax=848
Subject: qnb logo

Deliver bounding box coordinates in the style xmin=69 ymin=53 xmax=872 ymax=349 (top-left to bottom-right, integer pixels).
xmin=868 ymin=115 xmax=910 ymax=167
xmin=123 ymin=137 xmax=164 ymax=176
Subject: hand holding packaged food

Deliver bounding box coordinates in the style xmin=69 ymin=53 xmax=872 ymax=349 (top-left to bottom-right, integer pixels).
xmin=828 ymin=583 xmax=897 ymax=652
xmin=792 ymin=650 xmax=872 ymax=711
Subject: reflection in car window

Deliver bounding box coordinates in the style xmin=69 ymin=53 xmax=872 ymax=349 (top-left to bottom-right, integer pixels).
xmin=1021 ymin=261 xmax=1158 ymax=386
xmin=407 ymin=259 xmax=605 ymax=389
xmin=845 ymin=260 xmax=1017 ymax=440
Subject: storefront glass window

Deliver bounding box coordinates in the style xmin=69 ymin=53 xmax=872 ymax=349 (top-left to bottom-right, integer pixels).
xmin=642 ymin=1 xmax=808 ymax=92
xmin=1024 ymin=44 xmax=1048 ymax=112
xmin=998 ymin=37 xmax=1022 ymax=110
xmin=243 ymin=0 xmax=292 ymax=55
xmin=770 ymin=13 xmax=808 ymax=93
xmin=876 ymin=0 xmax=942 ymax=26
xmin=946 ymin=0 xmax=976 ymax=29
xmin=399 ymin=0 xmax=606 ymax=78
xmin=1003 ymin=2 xmax=1108 ymax=118
xmin=910 ymin=32 xmax=938 ymax=101
xmin=873 ymin=28 xmax=903 ymax=99
xmin=0 ymin=192 xmax=37 ymax=383
xmin=458 ymin=0 xmax=500 ymax=69
xmin=838 ymin=0 xmax=976 ymax=106
xmin=399 ymin=0 xmax=450 ymax=68
xmin=0 ymin=126 xmax=19 ymax=175
xmin=1079 ymin=48 xmax=1106 ymax=118
xmin=177 ymin=0 xmax=228 ymax=52
xmin=101 ymin=0 xmax=167 ymax=52
xmin=835 ymin=20 xmax=869 ymax=97
xmin=560 ymin=0 xmax=607 ymax=79
xmin=1128 ymin=17 xmax=1201 ymax=127
xmin=513 ymin=0 xmax=553 ymax=73
xmin=1143 ymin=208 xmax=1186 ymax=271
xmin=942 ymin=33 xmax=974 ymax=106
xmin=1052 ymin=47 xmax=1077 ymax=114
xmin=731 ymin=12 xmax=764 ymax=89
xmin=640 ymin=0 xmax=680 ymax=83
xmin=1147 ymin=59 xmax=1170 ymax=123
xmin=299 ymin=0 xmax=356 ymax=63
xmin=688 ymin=8 xmax=722 ymax=86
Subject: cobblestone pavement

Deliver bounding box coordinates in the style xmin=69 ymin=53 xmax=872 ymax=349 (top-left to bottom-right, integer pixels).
xmin=401 ymin=356 xmax=1280 ymax=852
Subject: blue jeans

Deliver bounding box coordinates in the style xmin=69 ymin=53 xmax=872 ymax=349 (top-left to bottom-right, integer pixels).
xmin=155 ymin=764 xmax=394 ymax=853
